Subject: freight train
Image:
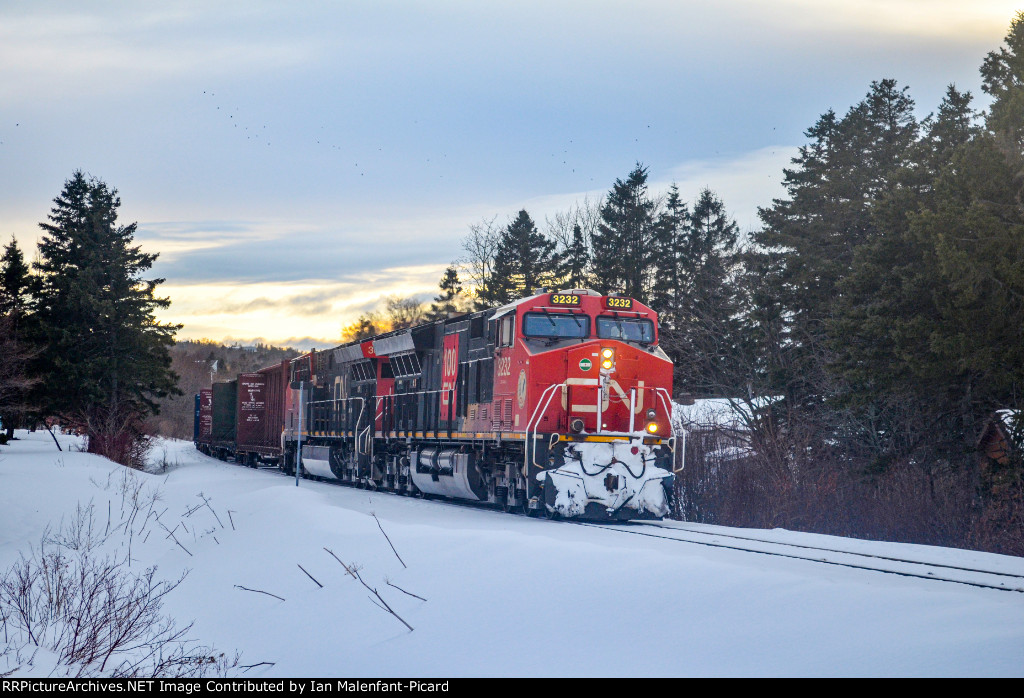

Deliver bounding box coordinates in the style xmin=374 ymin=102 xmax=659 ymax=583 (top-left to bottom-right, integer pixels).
xmin=194 ymin=289 xmax=678 ymax=521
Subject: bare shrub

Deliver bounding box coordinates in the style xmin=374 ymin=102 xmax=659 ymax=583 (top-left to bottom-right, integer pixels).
xmin=0 ymin=501 xmax=238 ymax=677
xmin=674 ymin=432 xmax=1018 ymax=553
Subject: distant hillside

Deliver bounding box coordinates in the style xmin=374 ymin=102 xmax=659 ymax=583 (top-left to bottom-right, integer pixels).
xmin=147 ymin=340 xmax=301 ymax=439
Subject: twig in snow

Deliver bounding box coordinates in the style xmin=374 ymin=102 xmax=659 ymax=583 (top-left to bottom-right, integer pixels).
xmin=199 ymin=493 xmax=224 ymax=529
xmin=386 ymin=580 xmax=426 ymax=602
xmin=227 ymin=510 xmax=236 ymax=531
xmin=169 ymin=532 xmax=193 ymax=557
xmin=297 ymin=564 xmax=323 ymax=588
xmin=160 ymin=521 xmax=180 ymax=540
xmin=323 ymin=548 xmax=357 ymax=579
xmin=372 ymin=513 xmax=406 ymax=568
xmin=157 ymin=521 xmax=192 ymax=556
xmin=240 ymin=661 xmax=276 ymax=672
xmin=234 ymin=585 xmax=285 ymax=602
xmin=323 ymin=548 xmax=412 ymax=632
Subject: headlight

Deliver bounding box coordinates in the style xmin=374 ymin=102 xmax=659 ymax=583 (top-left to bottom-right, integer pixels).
xmin=645 ymin=422 xmax=659 ymax=434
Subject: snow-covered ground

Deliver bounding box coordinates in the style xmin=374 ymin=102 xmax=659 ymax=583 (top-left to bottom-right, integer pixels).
xmin=2 ymin=429 xmax=1022 ymax=677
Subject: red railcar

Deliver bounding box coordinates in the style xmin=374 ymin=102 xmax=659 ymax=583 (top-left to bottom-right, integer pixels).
xmin=234 ymin=361 xmax=289 ymax=466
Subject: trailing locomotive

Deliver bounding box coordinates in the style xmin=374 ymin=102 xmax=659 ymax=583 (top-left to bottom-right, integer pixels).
xmin=196 ymin=289 xmax=677 ymax=521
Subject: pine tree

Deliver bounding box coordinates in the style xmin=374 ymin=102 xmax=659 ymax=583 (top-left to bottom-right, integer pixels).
xmin=0 ymin=236 xmax=31 ymax=317
xmin=754 ymin=81 xmax=918 ymax=331
xmin=555 ymin=223 xmax=590 ymax=290
xmin=426 ymin=265 xmax=465 ymax=320
xmin=0 ymin=235 xmax=36 ymax=436
xmin=649 ymin=184 xmax=688 ymax=325
xmin=661 ymin=189 xmax=742 ymax=396
xmin=981 ymin=10 xmax=1024 ymax=204
xmin=592 ymin=164 xmax=657 ymax=300
xmin=32 ymin=171 xmax=180 ymax=467
xmin=486 ymin=210 xmax=557 ymax=305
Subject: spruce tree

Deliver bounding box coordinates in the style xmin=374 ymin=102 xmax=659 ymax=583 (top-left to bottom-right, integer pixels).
xmin=0 ymin=237 xmax=35 ymax=437
xmin=32 ymin=171 xmax=180 ymax=466
xmin=426 ymin=265 xmax=465 ymax=319
xmin=649 ymin=184 xmax=688 ymax=325
xmin=486 ymin=210 xmax=557 ymax=304
xmin=662 ymin=189 xmax=742 ymax=396
xmin=592 ymin=164 xmax=657 ymax=300
xmin=981 ymin=10 xmax=1024 ymax=204
xmin=556 ymin=223 xmax=590 ymax=290
xmin=0 ymin=236 xmax=31 ymax=317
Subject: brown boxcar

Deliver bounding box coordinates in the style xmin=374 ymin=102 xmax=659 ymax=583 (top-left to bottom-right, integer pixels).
xmin=235 ymin=361 xmax=288 ymax=465
xmin=194 ymin=388 xmax=214 ymax=454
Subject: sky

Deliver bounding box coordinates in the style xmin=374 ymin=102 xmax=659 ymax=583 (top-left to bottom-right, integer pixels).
xmin=1 ymin=1 xmax=1020 ymax=349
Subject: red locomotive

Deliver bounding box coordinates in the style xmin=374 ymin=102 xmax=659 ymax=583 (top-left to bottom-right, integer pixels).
xmin=196 ymin=289 xmax=677 ymax=521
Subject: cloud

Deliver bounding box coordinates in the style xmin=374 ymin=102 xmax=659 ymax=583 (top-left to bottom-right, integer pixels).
xmin=156 ymin=263 xmax=447 ymax=347
xmin=149 ymin=144 xmax=796 ymax=346
xmin=0 ymin=4 xmax=323 ymax=102
xmin=502 ymin=146 xmax=798 ymax=236
xmin=660 ymin=146 xmax=799 ymax=234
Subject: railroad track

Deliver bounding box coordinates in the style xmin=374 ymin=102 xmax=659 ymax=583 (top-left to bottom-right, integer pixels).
xmin=575 ymin=521 xmax=1024 ymax=594
xmin=233 ymin=456 xmax=1024 ymax=593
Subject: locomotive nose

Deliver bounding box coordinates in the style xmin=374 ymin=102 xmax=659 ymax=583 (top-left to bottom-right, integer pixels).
xmin=541 ymin=440 xmax=672 ymax=521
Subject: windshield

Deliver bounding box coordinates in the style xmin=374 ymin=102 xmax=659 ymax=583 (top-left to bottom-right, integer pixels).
xmin=596 ymin=316 xmax=655 ymax=344
xmin=522 ymin=312 xmax=589 ymax=339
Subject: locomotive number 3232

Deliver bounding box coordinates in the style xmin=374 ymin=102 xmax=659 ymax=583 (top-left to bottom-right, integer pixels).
xmin=549 ymin=294 xmax=581 ymax=306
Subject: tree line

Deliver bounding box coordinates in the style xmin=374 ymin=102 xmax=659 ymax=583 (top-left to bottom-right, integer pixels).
xmin=353 ymin=13 xmax=1023 ymax=552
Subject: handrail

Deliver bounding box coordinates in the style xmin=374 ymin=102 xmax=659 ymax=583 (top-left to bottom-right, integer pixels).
xmin=525 ymin=382 xmax=567 ymax=475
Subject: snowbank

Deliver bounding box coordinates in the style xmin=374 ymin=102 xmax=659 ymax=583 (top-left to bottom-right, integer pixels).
xmin=1 ymin=430 xmax=1022 ymax=677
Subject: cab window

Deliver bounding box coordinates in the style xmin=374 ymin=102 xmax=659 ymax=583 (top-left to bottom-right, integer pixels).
xmin=498 ymin=315 xmax=515 ymax=347
xmin=522 ymin=312 xmax=589 ymax=339
xmin=596 ymin=316 xmax=655 ymax=344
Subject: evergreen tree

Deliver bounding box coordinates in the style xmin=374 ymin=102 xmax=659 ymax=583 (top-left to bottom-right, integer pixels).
xmin=0 ymin=236 xmax=36 ymax=436
xmin=426 ymin=265 xmax=465 ymax=319
xmin=687 ymin=188 xmax=739 ymax=306
xmin=981 ymin=10 xmax=1024 ymax=203
xmin=829 ymin=24 xmax=1024 ymax=468
xmin=486 ymin=210 xmax=557 ymax=305
xmin=754 ymin=80 xmax=918 ymax=332
xmin=592 ymin=164 xmax=657 ymax=299
xmin=746 ymin=81 xmax=918 ymax=417
xmin=0 ymin=236 xmax=31 ymax=317
xmin=31 ymin=171 xmax=180 ymax=467
xmin=649 ymin=184 xmax=688 ymax=325
xmin=661 ymin=189 xmax=742 ymax=396
xmin=555 ymin=223 xmax=590 ymax=290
